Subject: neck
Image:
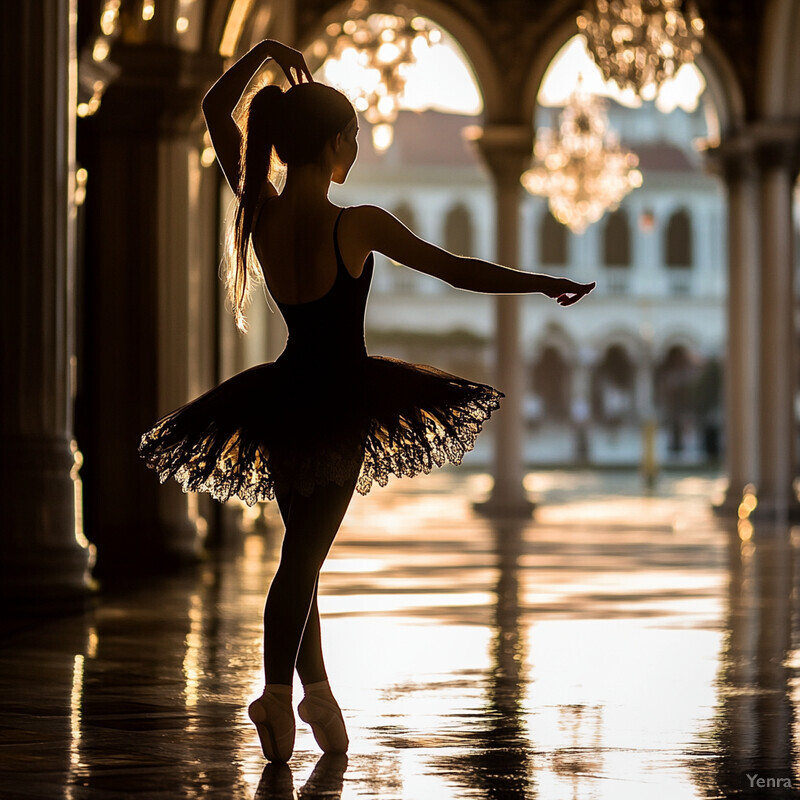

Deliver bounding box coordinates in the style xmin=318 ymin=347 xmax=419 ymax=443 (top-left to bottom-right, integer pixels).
xmin=282 ymin=162 xmax=332 ymax=202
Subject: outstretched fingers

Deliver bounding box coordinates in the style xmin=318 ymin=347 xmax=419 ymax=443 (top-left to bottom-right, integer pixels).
xmin=557 ymin=281 xmax=595 ymax=306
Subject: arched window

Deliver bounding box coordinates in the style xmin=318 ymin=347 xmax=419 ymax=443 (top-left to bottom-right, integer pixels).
xmin=532 ymin=345 xmax=571 ymax=421
xmin=666 ymin=209 xmax=692 ymax=268
xmin=655 ymin=345 xmax=701 ymax=453
xmin=539 ymin=211 xmax=568 ymax=266
xmin=591 ymin=344 xmax=636 ymax=424
xmin=603 ymin=209 xmax=631 ymax=266
xmin=444 ymin=204 xmax=473 ymax=255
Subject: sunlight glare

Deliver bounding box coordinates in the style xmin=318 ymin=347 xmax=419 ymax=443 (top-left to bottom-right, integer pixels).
xmin=401 ymin=41 xmax=482 ymax=114
xmin=317 ymin=25 xmax=482 ymax=116
xmin=655 ymin=62 xmax=707 ymax=112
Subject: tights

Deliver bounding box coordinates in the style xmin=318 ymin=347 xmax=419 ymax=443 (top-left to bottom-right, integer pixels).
xmin=264 ymin=467 xmax=360 ymax=686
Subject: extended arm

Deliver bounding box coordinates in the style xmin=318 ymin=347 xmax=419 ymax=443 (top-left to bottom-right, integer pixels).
xmin=201 ymin=40 xmax=312 ymax=192
xmin=354 ymin=205 xmax=595 ymax=304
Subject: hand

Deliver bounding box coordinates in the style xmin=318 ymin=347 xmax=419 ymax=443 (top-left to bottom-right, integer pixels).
xmin=264 ymin=40 xmax=313 ymax=85
xmin=546 ymin=278 xmax=596 ymax=306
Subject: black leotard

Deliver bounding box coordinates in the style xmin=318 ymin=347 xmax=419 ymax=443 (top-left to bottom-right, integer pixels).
xmin=140 ymin=208 xmax=503 ymax=504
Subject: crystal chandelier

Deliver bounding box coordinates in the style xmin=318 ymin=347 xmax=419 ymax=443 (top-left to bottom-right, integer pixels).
xmin=577 ymin=0 xmax=704 ymax=98
xmin=521 ymin=87 xmax=642 ymax=233
xmin=321 ymin=1 xmax=441 ymax=151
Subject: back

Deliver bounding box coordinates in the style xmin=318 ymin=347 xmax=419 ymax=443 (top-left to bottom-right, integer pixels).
xmin=254 ymin=199 xmax=352 ymax=306
xmin=254 ymin=204 xmax=375 ymax=365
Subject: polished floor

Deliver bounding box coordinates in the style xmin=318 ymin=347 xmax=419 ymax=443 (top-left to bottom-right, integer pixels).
xmin=2 ymin=470 xmax=799 ymax=799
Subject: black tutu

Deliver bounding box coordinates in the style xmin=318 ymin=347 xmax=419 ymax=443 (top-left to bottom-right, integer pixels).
xmin=139 ymin=355 xmax=502 ymax=505
xmin=140 ymin=208 xmax=503 ymax=505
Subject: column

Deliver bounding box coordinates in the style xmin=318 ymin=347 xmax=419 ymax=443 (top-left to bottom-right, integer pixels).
xmin=475 ymin=125 xmax=534 ymax=516
xmin=0 ymin=1 xmax=93 ymax=610
xmin=713 ymin=144 xmax=760 ymax=513
xmin=754 ymin=136 xmax=799 ymax=522
xmin=78 ymin=43 xmax=221 ymax=575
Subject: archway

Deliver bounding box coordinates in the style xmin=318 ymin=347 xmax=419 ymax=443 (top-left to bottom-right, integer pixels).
xmin=522 ymin=30 xmax=734 ymax=474
xmin=654 ymin=344 xmax=702 ymax=456
xmin=532 ymin=345 xmax=572 ymax=422
xmin=592 ymin=344 xmax=636 ymax=426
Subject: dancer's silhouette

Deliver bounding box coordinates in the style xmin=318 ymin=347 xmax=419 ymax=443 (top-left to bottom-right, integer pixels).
xmin=139 ymin=39 xmax=594 ymax=763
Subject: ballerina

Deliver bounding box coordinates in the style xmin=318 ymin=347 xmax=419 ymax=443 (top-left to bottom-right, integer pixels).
xmin=140 ymin=39 xmax=594 ymax=763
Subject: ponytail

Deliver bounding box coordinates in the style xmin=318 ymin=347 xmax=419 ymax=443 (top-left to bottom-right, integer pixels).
xmin=225 ymin=82 xmax=356 ymax=332
xmin=227 ymin=85 xmax=282 ymax=332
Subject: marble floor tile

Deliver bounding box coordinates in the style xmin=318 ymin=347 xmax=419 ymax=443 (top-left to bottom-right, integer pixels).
xmin=1 ymin=470 xmax=798 ymax=799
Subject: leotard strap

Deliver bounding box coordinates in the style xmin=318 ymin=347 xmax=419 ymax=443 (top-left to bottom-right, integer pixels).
xmin=332 ymin=207 xmax=348 ymax=277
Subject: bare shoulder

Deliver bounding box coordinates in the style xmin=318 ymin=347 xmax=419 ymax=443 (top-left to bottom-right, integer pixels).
xmin=342 ymin=204 xmax=409 ymax=248
xmin=344 ymin=204 xmax=394 ymax=228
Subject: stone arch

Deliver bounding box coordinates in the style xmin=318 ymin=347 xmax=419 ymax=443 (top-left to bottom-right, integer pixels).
xmin=288 ymin=0 xmax=504 ymax=120
xmin=532 ymin=321 xmax=577 ymax=365
xmin=520 ymin=21 xmax=745 ymax=135
xmin=593 ymin=329 xmax=645 ymax=363
xmin=591 ymin=342 xmax=637 ymax=425
xmin=655 ymin=331 xmax=703 ymax=365
xmin=693 ymin=38 xmax=746 ymax=135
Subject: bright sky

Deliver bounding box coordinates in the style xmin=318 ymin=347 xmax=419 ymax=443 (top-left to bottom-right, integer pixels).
xmin=319 ymin=28 xmax=704 ymax=118
xmin=539 ymin=35 xmax=706 ymax=113
xmin=401 ymin=38 xmax=483 ymax=114
xmin=317 ymin=24 xmax=482 ymax=115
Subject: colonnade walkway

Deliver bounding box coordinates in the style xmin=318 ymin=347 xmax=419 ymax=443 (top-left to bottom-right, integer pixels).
xmin=1 ymin=470 xmax=798 ymax=799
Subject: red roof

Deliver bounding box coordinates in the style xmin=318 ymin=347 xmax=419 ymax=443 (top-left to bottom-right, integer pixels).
xmin=357 ymin=110 xmax=695 ymax=173
xmin=358 ymin=110 xmax=483 ymax=166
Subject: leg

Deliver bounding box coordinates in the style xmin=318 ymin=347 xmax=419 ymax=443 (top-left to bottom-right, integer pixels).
xmin=265 ymin=474 xmax=358 ymax=685
xmin=250 ymin=474 xmax=357 ymax=762
xmin=276 ymin=486 xmax=329 ymax=685
xmin=295 ymin=580 xmax=328 ymax=684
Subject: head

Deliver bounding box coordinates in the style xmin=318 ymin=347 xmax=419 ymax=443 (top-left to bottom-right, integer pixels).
xmin=228 ymin=82 xmax=357 ymax=331
xmin=273 ymin=82 xmax=358 ymax=179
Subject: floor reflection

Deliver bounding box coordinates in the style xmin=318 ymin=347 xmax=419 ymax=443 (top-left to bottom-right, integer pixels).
xmin=255 ymin=754 xmax=348 ymax=799
xmin=696 ymin=526 xmax=799 ymax=799
xmin=431 ymin=520 xmax=533 ymax=798
xmin=2 ymin=471 xmax=800 ymax=799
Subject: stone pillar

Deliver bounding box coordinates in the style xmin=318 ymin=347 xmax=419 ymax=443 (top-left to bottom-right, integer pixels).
xmin=754 ymin=135 xmax=799 ymax=521
xmin=713 ymin=144 xmax=761 ymax=514
xmin=475 ymin=126 xmax=534 ymax=516
xmin=78 ymin=44 xmax=221 ymax=575
xmin=0 ymin=0 xmax=93 ymax=611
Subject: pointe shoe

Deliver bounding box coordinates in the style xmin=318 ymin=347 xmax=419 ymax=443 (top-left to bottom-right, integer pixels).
xmin=248 ymin=689 xmax=296 ymax=762
xmin=298 ymin=690 xmax=349 ymax=754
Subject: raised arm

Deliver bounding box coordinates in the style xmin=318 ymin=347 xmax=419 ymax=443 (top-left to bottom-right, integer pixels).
xmin=351 ymin=205 xmax=595 ymax=305
xmin=201 ymin=40 xmax=312 ymax=192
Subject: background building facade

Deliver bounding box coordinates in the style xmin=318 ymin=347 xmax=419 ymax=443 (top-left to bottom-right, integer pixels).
xmin=332 ymin=99 xmax=727 ymax=468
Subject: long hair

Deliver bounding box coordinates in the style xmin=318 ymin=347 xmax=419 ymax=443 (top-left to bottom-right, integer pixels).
xmin=227 ymin=82 xmax=355 ymax=332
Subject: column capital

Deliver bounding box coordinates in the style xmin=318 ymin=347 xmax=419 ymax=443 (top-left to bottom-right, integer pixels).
xmin=705 ymin=137 xmax=758 ymax=183
xmin=473 ymin=123 xmax=534 ymax=186
xmin=708 ymin=122 xmax=800 ymax=181
xmin=89 ymin=43 xmax=223 ymax=135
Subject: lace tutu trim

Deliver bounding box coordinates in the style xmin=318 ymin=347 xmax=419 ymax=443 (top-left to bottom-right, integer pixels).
xmin=139 ymin=360 xmax=503 ymax=505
